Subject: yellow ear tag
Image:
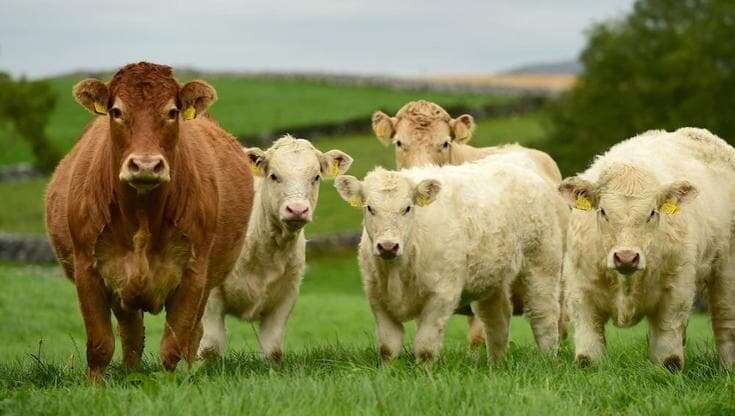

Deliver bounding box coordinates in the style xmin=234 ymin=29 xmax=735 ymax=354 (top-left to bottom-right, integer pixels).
xmin=328 ymin=162 xmax=340 ymax=178
xmin=661 ymin=200 xmax=679 ymax=215
xmin=183 ymin=106 xmax=196 ymax=121
xmin=575 ymin=196 xmax=592 ymax=211
xmin=93 ymin=101 xmax=107 ymax=115
xmin=248 ymin=163 xmax=263 ymax=177
xmin=416 ymin=194 xmax=430 ymax=207
xmin=348 ymin=196 xmax=362 ymax=208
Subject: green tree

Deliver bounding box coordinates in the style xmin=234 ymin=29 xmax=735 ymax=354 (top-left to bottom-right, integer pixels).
xmin=547 ymin=0 xmax=735 ymax=175
xmin=0 ymin=73 xmax=60 ymax=173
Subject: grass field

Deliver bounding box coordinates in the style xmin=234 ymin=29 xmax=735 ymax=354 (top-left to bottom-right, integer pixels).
xmin=0 ymin=259 xmax=733 ymax=415
xmin=0 ymin=112 xmax=546 ymax=236
xmin=0 ymin=75 xmax=511 ymax=167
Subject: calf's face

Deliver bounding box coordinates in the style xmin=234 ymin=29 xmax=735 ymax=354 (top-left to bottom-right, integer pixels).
xmin=335 ymin=170 xmax=441 ymax=260
xmin=372 ymin=110 xmax=475 ymax=168
xmin=73 ymin=63 xmax=216 ymax=193
xmin=246 ymin=138 xmax=352 ymax=231
xmin=560 ymin=174 xmax=697 ymax=276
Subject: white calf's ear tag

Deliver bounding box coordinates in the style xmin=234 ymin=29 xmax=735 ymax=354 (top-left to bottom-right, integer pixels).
xmin=575 ymin=196 xmax=592 ymax=211
xmin=661 ymin=200 xmax=679 ymax=215
xmin=348 ymin=196 xmax=362 ymax=208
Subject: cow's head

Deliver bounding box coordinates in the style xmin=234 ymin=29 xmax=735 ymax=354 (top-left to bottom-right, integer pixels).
xmin=246 ymin=136 xmax=352 ymax=231
xmin=560 ymin=164 xmax=698 ymax=276
xmin=372 ymin=100 xmax=475 ymax=168
xmin=73 ymin=62 xmax=216 ymax=193
xmin=335 ymin=169 xmax=441 ymax=260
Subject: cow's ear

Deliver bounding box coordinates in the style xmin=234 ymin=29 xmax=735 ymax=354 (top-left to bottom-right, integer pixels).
xmin=73 ymin=79 xmax=109 ymax=115
xmin=244 ymin=147 xmax=268 ymax=177
xmin=559 ymin=176 xmax=599 ymax=211
xmin=179 ymin=80 xmax=217 ymax=120
xmin=320 ymin=149 xmax=353 ymax=179
xmin=335 ymin=175 xmax=364 ymax=208
xmin=657 ymin=180 xmax=698 ymax=215
xmin=449 ymin=114 xmax=475 ymax=144
xmin=372 ymin=111 xmax=397 ymax=146
xmin=413 ymin=179 xmax=441 ymax=207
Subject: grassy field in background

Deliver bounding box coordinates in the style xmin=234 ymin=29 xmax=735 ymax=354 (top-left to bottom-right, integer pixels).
xmin=0 ymin=258 xmax=732 ymax=415
xmin=0 ymin=112 xmax=546 ymax=236
xmin=0 ymin=75 xmax=511 ymax=167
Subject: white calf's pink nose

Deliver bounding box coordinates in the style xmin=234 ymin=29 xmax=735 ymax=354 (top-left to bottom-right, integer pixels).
xmin=284 ymin=202 xmax=310 ymax=220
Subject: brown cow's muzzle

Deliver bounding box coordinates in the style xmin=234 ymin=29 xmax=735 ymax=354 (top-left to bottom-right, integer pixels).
xmin=119 ymin=154 xmax=171 ymax=193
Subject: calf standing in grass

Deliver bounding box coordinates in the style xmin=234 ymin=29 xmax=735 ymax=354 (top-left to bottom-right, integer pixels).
xmin=560 ymin=128 xmax=735 ymax=370
xmin=371 ymin=100 xmax=567 ymax=346
xmin=45 ymin=62 xmax=254 ymax=379
xmin=335 ymin=153 xmax=566 ymax=362
xmin=198 ymin=136 xmax=352 ymax=360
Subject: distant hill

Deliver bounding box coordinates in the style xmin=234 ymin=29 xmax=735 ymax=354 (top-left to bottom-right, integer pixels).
xmin=503 ymin=60 xmax=582 ymax=75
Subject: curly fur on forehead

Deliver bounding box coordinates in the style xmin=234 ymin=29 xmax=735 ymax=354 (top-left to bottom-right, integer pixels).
xmin=396 ymin=100 xmax=451 ymax=130
xmin=109 ymin=62 xmax=179 ymax=107
xmin=363 ymin=167 xmax=408 ymax=194
xmin=598 ymin=163 xmax=659 ymax=197
xmin=267 ymin=135 xmax=317 ymax=156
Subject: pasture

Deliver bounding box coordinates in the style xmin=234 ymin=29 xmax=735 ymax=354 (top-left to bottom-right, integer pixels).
xmin=0 ymin=259 xmax=733 ymax=415
xmin=1 ymin=74 xmax=733 ymax=415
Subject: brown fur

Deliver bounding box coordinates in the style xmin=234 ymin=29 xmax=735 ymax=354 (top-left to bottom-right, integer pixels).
xmin=45 ymin=62 xmax=254 ymax=380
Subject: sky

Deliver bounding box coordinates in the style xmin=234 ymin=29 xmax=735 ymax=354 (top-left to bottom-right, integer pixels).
xmin=1 ymin=0 xmax=634 ymax=79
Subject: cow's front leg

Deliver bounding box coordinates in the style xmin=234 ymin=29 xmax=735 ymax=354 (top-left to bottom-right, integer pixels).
xmin=74 ymin=254 xmax=115 ymax=381
xmin=648 ymin=275 xmax=694 ymax=371
xmin=198 ymin=287 xmax=227 ymax=359
xmin=413 ymin=291 xmax=459 ymax=363
xmin=370 ymin=302 xmax=404 ymax=361
xmin=258 ymin=286 xmax=299 ymax=362
xmin=572 ymin=292 xmax=608 ymax=367
xmin=161 ymin=258 xmax=209 ymax=371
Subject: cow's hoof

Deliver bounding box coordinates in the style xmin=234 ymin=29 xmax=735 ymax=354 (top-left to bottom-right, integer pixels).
xmin=379 ymin=345 xmax=396 ymax=361
xmin=576 ymin=355 xmax=593 ymax=368
xmin=663 ymin=356 xmax=682 ymax=372
xmin=267 ymin=349 xmax=283 ymax=363
xmin=416 ymin=350 xmax=435 ymax=363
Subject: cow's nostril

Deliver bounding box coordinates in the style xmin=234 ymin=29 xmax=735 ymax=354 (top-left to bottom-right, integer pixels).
xmin=152 ymin=159 xmax=164 ymax=174
xmin=128 ymin=159 xmax=141 ymax=173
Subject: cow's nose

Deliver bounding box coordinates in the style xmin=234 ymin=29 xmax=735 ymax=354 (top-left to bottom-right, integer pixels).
xmin=376 ymin=241 xmax=400 ymax=259
xmin=613 ymin=250 xmax=640 ymax=274
xmin=127 ymin=156 xmax=166 ymax=176
xmin=121 ymin=154 xmax=170 ymax=191
xmin=285 ymin=203 xmax=310 ymax=218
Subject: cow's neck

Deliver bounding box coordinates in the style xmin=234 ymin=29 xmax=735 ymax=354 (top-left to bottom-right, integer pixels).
xmin=115 ymin=183 xmax=170 ymax=239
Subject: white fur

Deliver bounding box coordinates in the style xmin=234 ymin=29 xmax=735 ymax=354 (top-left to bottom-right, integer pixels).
xmin=198 ymin=136 xmax=352 ymax=360
xmin=337 ymin=153 xmax=567 ymax=362
xmin=563 ymin=127 xmax=735 ymax=369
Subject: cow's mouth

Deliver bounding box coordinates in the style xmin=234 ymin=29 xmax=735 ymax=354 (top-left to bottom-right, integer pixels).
xmin=127 ymin=177 xmax=165 ymax=193
xmin=378 ymin=251 xmax=398 ymax=260
xmin=282 ymin=218 xmax=308 ymax=231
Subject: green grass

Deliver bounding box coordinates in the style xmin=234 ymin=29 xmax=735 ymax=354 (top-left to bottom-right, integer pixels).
xmin=0 ymin=75 xmax=511 ymax=167
xmin=0 ymin=112 xmax=547 ymax=236
xmin=0 ymin=259 xmax=732 ymax=415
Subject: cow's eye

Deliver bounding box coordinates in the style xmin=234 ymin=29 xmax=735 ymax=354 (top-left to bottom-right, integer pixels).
xmin=395 ymin=140 xmax=403 ymax=148
xmin=109 ymin=107 xmax=122 ymax=120
xmin=599 ymin=207 xmax=608 ymax=220
xmin=402 ymin=205 xmax=412 ymax=215
xmin=269 ymin=173 xmax=280 ymax=182
xmin=167 ymin=108 xmax=180 ymax=120
xmin=648 ymin=209 xmax=658 ymax=222
xmin=366 ymin=205 xmax=375 ymax=215
xmin=313 ymin=174 xmax=321 ymax=183
xmin=442 ymin=141 xmax=449 ymax=149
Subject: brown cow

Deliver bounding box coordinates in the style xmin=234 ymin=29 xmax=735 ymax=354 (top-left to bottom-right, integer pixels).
xmin=45 ymin=62 xmax=254 ymax=380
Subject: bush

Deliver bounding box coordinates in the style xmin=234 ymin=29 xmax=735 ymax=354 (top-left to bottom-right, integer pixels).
xmin=546 ymin=0 xmax=735 ymax=175
xmin=0 ymin=73 xmax=60 ymax=173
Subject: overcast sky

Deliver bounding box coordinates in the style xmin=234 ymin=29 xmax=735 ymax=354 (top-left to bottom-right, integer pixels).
xmin=1 ymin=0 xmax=634 ymax=79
